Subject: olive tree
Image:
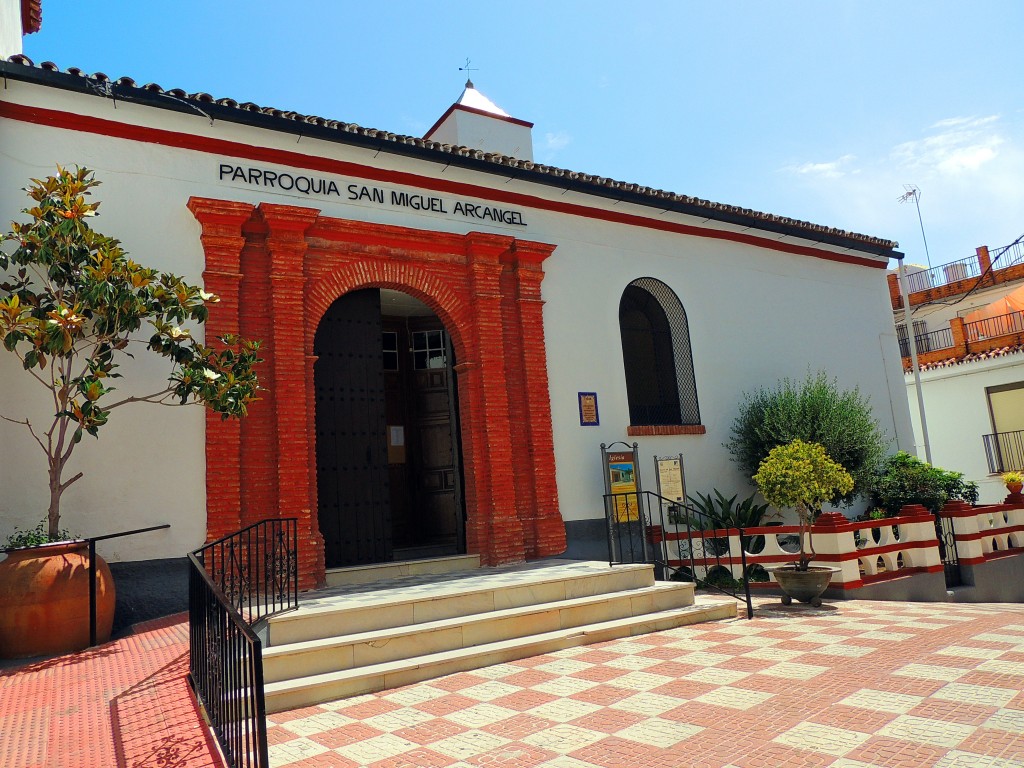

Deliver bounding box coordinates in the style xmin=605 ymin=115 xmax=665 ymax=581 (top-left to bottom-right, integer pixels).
xmin=726 ymin=371 xmax=886 ymax=505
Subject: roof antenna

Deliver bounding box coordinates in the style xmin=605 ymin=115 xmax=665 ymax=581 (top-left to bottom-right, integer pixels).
xmin=459 ymin=57 xmax=478 ymax=88
xmin=898 ymin=184 xmax=932 ymax=270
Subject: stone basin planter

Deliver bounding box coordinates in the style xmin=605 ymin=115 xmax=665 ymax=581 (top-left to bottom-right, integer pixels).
xmin=767 ymin=564 xmax=839 ymax=607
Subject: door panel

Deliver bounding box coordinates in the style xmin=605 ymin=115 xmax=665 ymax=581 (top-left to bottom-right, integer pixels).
xmin=408 ymin=329 xmax=463 ymax=551
xmin=314 ymin=289 xmax=391 ymax=567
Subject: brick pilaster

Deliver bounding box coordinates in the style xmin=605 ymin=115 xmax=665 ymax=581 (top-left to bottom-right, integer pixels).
xmin=465 ymin=233 xmax=525 ymax=565
xmin=887 ymin=272 xmax=902 ymax=310
xmin=506 ymin=241 xmax=566 ymax=558
xmin=977 ymin=246 xmax=992 ymax=285
xmin=304 ymin=352 xmax=326 ymax=585
xmin=950 ymin=316 xmax=967 ymax=354
xmin=187 ymin=198 xmax=254 ymax=541
xmin=237 ymin=219 xmax=278 ymax=530
xmin=258 ymin=203 xmax=322 ymax=589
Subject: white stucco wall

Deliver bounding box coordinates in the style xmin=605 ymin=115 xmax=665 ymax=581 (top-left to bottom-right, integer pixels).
xmin=906 ymin=355 xmax=1024 ymax=504
xmin=0 ymin=77 xmax=914 ymax=560
xmin=543 ymin=222 xmax=913 ymax=522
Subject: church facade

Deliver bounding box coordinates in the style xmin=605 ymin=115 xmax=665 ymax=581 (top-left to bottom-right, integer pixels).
xmin=0 ymin=45 xmax=914 ymax=587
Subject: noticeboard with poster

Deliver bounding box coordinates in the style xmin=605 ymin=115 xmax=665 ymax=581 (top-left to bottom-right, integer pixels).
xmin=603 ymin=445 xmax=641 ymax=522
xmin=655 ymin=455 xmax=686 ymax=503
xmin=654 ymin=454 xmax=686 ymax=524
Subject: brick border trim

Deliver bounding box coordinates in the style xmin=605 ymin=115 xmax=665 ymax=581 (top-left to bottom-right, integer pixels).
xmin=189 ymin=199 xmax=566 ymax=588
xmin=626 ymin=425 xmax=707 ymax=436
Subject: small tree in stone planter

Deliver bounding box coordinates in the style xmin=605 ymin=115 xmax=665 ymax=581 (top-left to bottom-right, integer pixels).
xmin=754 ymin=440 xmax=853 ymax=570
xmin=753 ymin=440 xmax=853 ymax=606
xmin=0 ymin=167 xmax=262 ymax=540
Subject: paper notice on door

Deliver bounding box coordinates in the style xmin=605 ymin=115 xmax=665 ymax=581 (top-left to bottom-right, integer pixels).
xmin=389 ymin=426 xmax=405 ymax=446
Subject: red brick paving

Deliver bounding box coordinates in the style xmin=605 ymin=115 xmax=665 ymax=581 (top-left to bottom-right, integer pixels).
xmin=0 ymin=613 xmax=221 ymax=768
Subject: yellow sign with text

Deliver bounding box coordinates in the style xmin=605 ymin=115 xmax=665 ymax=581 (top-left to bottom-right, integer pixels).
xmin=607 ymin=451 xmax=639 ymax=522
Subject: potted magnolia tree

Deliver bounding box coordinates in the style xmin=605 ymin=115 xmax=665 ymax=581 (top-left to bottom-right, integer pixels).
xmin=753 ymin=439 xmax=853 ymax=607
xmin=0 ymin=167 xmax=261 ymax=656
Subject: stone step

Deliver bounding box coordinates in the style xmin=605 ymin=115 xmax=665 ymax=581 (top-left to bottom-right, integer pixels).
xmin=324 ymin=554 xmax=481 ymax=588
xmin=262 ymin=581 xmax=696 ymax=683
xmin=263 ymin=598 xmax=737 ymax=713
xmin=267 ymin=561 xmax=655 ymax=646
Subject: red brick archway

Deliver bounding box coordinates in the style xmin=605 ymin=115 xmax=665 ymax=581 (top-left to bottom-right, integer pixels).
xmin=188 ymin=198 xmax=565 ymax=588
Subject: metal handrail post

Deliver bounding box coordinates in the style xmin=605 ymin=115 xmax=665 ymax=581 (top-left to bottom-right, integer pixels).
xmin=89 ymin=539 xmax=97 ymax=647
xmin=604 ymin=495 xmax=615 ymax=566
xmin=736 ymin=526 xmax=754 ymax=619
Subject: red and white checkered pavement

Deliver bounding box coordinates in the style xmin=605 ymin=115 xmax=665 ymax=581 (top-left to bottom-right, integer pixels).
xmin=266 ymin=599 xmax=1024 ymax=768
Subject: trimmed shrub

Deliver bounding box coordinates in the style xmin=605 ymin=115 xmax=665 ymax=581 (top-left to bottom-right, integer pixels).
xmin=870 ymin=452 xmax=979 ymax=516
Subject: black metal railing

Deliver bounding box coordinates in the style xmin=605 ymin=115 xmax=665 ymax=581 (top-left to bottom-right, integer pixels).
xmin=193 ymin=518 xmax=298 ymax=624
xmin=983 ymin=429 xmax=1024 ymax=474
xmin=0 ymin=523 xmax=171 ymax=647
xmin=898 ymin=326 xmax=955 ymax=357
xmin=933 ymin=512 xmax=962 ymax=588
xmin=904 ymin=255 xmax=981 ymax=293
xmin=991 ymin=238 xmax=1024 ymax=270
xmin=965 ymin=310 xmax=1024 ymax=343
xmin=604 ymin=490 xmax=753 ymax=618
xmin=188 ymin=518 xmax=298 ymax=768
xmin=902 ymin=235 xmax=1024 ymax=294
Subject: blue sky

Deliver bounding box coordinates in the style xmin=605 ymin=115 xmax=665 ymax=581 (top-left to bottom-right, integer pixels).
xmin=22 ymin=1 xmax=1024 ymax=266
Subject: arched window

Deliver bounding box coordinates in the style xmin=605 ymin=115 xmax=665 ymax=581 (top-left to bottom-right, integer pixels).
xmin=618 ymin=278 xmax=700 ymax=426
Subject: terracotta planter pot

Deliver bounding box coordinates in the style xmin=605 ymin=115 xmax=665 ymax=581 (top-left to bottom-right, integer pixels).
xmin=767 ymin=564 xmax=839 ymax=607
xmin=1006 ymin=482 xmax=1023 ymax=495
xmin=0 ymin=542 xmax=116 ymax=658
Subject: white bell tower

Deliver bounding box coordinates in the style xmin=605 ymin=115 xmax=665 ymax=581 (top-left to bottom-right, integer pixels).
xmin=424 ymin=80 xmax=534 ymax=161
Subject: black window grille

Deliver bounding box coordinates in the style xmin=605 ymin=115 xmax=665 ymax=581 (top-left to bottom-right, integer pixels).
xmin=618 ymin=278 xmax=700 ymax=426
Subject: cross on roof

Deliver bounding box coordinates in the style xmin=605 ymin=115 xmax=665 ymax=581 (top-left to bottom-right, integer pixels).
xmin=459 ymin=58 xmax=478 ymax=88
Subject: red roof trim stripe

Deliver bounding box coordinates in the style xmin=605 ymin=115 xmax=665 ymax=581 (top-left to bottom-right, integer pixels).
xmin=424 ymin=103 xmax=534 ymax=139
xmin=0 ymin=101 xmax=886 ymax=269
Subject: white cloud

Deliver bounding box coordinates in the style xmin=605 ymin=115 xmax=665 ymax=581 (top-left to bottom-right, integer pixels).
xmin=785 ymin=154 xmax=856 ymax=179
xmin=930 ymin=115 xmax=998 ymax=130
xmin=537 ymin=130 xmax=573 ymax=164
xmin=892 ymin=115 xmax=1003 ymax=174
xmin=543 ymin=131 xmax=572 ymax=152
xmin=770 ymin=113 xmax=1024 ymax=264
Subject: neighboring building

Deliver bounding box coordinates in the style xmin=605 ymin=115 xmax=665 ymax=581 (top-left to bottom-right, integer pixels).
xmin=891 ymin=235 xmax=1024 ymax=502
xmin=0 ymin=3 xmax=913 ymax=590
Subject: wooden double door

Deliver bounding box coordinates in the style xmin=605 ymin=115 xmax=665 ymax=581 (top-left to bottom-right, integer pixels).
xmin=313 ymin=289 xmax=464 ymax=568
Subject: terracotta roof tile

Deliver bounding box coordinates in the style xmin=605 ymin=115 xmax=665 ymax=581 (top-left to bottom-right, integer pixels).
xmin=2 ymin=54 xmax=898 ymax=251
xmin=918 ymin=344 xmax=1024 ymax=372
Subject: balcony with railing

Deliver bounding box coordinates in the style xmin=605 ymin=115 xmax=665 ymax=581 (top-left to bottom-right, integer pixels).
xmin=890 ymin=235 xmax=1024 ymax=309
xmin=902 ymin=255 xmax=982 ymax=293
xmin=897 ymin=326 xmax=955 ymax=358
xmin=898 ymin=309 xmax=1024 ymax=369
xmin=983 ymin=429 xmax=1024 ymax=474
xmin=965 ymin=309 xmax=1024 ymax=342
